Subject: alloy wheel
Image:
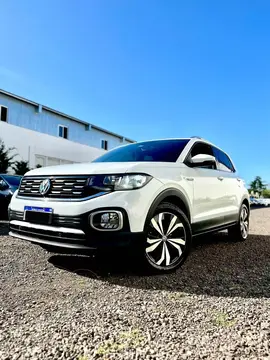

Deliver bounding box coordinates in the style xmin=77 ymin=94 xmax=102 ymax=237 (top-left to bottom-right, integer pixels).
xmin=145 ymin=212 xmax=186 ymax=269
xmin=240 ymin=205 xmax=249 ymax=239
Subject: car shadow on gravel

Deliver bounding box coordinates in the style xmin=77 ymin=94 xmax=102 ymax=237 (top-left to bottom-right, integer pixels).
xmin=250 ymin=206 xmax=270 ymax=211
xmin=49 ymin=231 xmax=270 ymax=298
xmin=0 ymin=221 xmax=9 ymax=236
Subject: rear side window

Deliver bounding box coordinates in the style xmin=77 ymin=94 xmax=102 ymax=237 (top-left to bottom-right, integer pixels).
xmin=213 ymin=147 xmax=235 ymax=172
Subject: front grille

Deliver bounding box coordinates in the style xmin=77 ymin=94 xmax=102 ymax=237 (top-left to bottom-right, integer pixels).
xmin=9 ymin=210 xmax=82 ymax=229
xmin=18 ymin=175 xmax=99 ymax=199
xmin=9 ymin=210 xmax=23 ymax=221
xmin=53 ymin=214 xmax=82 ymax=228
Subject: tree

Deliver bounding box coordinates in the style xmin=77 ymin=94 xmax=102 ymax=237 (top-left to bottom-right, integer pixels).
xmin=262 ymin=189 xmax=270 ymax=199
xmin=12 ymin=160 xmax=30 ymax=175
xmin=0 ymin=138 xmax=16 ymax=173
xmin=249 ymin=176 xmax=267 ymax=195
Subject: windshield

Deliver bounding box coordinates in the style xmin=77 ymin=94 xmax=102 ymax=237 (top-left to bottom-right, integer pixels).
xmin=2 ymin=175 xmax=22 ymax=187
xmin=93 ymin=139 xmax=189 ymax=163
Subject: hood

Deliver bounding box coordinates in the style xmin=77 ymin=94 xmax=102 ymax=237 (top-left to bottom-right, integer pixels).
xmin=24 ymin=161 xmax=185 ymax=177
xmin=9 ymin=185 xmax=19 ymax=192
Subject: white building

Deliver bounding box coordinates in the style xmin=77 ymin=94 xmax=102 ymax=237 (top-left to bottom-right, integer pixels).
xmin=0 ymin=89 xmax=135 ymax=170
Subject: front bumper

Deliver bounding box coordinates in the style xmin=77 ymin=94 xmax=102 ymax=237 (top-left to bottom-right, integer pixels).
xmin=8 ymin=180 xmax=162 ymax=251
xmin=9 ymin=220 xmax=89 ymax=250
xmin=9 ymin=220 xmax=143 ymax=253
xmin=9 ymin=208 xmax=146 ymax=252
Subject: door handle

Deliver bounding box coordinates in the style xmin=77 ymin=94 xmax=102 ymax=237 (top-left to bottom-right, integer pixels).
xmin=217 ymin=176 xmax=224 ymax=181
xmin=237 ymin=178 xmax=241 ymax=182
xmin=185 ymin=177 xmax=194 ymax=181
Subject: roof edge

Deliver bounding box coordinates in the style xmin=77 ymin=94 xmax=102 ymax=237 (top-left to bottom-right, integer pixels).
xmin=0 ymin=89 xmax=136 ymax=143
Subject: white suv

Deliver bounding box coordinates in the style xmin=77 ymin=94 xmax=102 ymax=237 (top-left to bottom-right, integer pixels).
xmin=9 ymin=137 xmax=250 ymax=272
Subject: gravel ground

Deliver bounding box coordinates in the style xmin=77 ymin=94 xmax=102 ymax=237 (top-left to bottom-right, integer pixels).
xmin=0 ymin=208 xmax=270 ymax=360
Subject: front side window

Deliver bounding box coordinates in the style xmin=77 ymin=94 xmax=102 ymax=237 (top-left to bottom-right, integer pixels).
xmin=213 ymin=147 xmax=235 ymax=172
xmin=190 ymin=142 xmax=214 ymax=157
xmin=0 ymin=106 xmax=8 ymax=122
xmin=187 ymin=142 xmax=216 ymax=169
xmin=93 ymin=139 xmax=189 ymax=163
xmin=0 ymin=178 xmax=7 ymax=190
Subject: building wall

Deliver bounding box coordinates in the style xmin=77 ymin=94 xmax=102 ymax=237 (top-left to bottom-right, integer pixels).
xmin=0 ymin=92 xmax=132 ymax=151
xmin=0 ymin=121 xmax=107 ymax=172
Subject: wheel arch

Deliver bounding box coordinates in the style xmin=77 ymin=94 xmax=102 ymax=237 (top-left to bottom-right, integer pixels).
xmin=241 ymin=196 xmax=250 ymax=213
xmin=144 ymin=188 xmax=191 ymax=228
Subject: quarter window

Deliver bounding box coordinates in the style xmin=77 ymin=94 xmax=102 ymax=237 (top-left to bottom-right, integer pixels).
xmin=213 ymin=147 xmax=234 ymax=172
xmin=0 ymin=106 xmax=8 ymax=122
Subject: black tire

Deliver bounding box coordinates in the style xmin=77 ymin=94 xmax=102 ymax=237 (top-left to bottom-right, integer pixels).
xmin=40 ymin=245 xmax=57 ymax=253
xmin=141 ymin=202 xmax=192 ymax=273
xmin=228 ymin=203 xmax=249 ymax=242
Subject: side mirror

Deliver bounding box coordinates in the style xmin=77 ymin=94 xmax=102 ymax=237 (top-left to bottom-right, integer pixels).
xmin=190 ymin=154 xmax=216 ymax=167
xmin=0 ymin=180 xmax=9 ymax=191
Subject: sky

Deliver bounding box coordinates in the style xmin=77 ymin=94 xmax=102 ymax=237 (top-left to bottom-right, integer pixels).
xmin=0 ymin=0 xmax=270 ymax=184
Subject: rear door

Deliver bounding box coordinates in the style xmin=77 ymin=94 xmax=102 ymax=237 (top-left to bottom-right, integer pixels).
xmin=212 ymin=147 xmax=240 ymax=223
xmin=185 ymin=142 xmax=226 ymax=233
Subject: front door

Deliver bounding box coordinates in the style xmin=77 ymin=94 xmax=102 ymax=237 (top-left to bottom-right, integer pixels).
xmin=185 ymin=142 xmax=227 ymax=234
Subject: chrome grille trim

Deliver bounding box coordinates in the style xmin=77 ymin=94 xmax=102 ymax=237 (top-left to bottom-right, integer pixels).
xmin=10 ymin=220 xmax=85 ymax=234
xmin=9 ymin=232 xmax=94 ymax=250
xmin=10 ymin=226 xmax=85 ymax=242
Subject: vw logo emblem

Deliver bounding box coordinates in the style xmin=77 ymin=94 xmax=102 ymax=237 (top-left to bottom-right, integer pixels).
xmin=39 ymin=179 xmax=51 ymax=195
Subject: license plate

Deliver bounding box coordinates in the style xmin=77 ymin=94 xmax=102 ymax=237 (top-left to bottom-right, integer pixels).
xmin=24 ymin=206 xmax=53 ymax=225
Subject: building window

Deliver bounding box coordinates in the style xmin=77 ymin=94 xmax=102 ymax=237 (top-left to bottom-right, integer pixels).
xmin=58 ymin=125 xmax=68 ymax=139
xmin=60 ymin=159 xmax=73 ymax=165
xmin=0 ymin=106 xmax=8 ymax=122
xmin=35 ymin=155 xmax=46 ymax=168
xmin=47 ymin=157 xmax=61 ymax=167
xmin=35 ymin=155 xmax=75 ymax=168
xmin=101 ymin=139 xmax=108 ymax=150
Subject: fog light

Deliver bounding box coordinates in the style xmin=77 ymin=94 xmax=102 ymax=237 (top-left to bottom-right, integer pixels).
xmin=90 ymin=211 xmax=123 ymax=231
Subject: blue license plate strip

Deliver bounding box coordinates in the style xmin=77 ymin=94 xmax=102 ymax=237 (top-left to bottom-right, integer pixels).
xmin=24 ymin=206 xmax=53 ymax=213
xmin=23 ymin=206 xmax=53 ymax=224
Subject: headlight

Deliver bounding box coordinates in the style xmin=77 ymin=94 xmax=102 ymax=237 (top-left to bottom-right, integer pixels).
xmin=87 ymin=173 xmax=152 ymax=191
xmin=104 ymin=174 xmax=152 ymax=190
